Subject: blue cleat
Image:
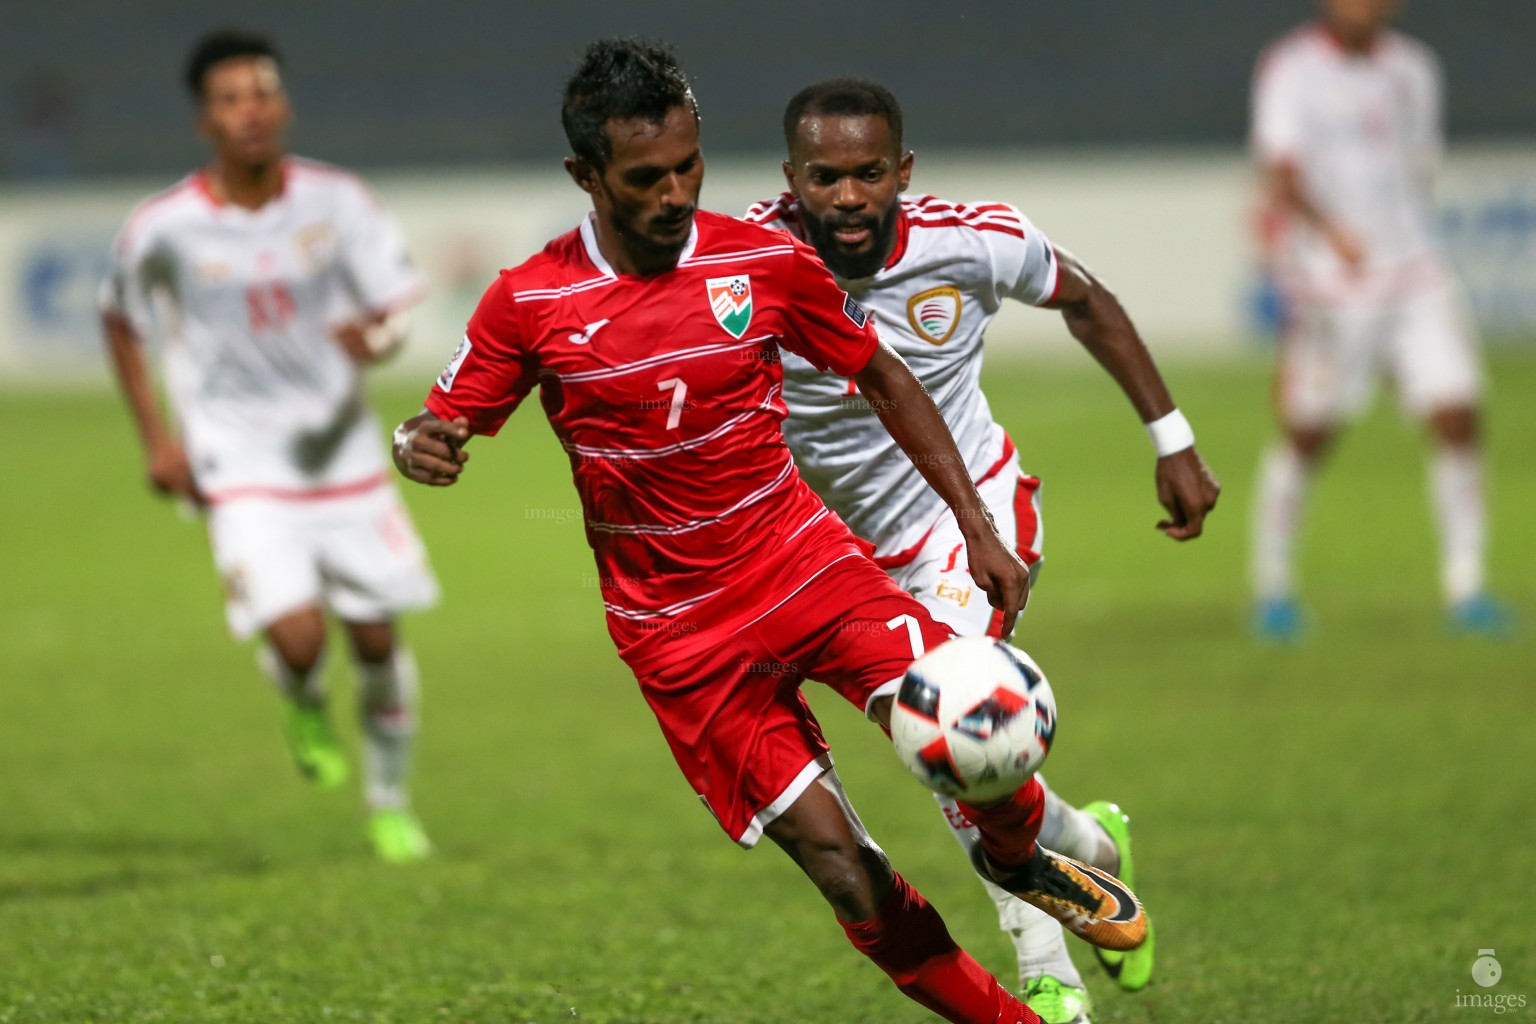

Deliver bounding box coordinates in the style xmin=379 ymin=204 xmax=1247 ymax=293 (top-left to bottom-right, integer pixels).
xmin=1253 ymin=596 xmax=1305 ymax=643
xmin=1449 ymin=594 xmax=1513 ymax=638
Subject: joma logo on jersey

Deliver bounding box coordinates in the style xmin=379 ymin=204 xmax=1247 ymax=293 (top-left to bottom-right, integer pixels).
xmin=706 ymin=275 xmax=753 ymax=339
xmin=907 ymin=286 xmax=962 ymax=345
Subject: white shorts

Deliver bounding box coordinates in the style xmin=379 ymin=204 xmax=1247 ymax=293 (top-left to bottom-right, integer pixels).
xmin=884 ymin=450 xmax=1043 ymax=639
xmin=206 ymin=482 xmax=439 ymax=640
xmin=1279 ymin=274 xmax=1484 ymax=428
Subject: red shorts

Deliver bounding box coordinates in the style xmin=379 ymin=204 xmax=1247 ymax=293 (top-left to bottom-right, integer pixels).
xmin=622 ymin=522 xmax=955 ymax=847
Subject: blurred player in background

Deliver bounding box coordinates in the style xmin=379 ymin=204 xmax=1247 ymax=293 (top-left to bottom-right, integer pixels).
xmin=1248 ymin=0 xmax=1511 ymax=640
xmin=748 ymin=78 xmax=1220 ymax=1024
xmin=395 ymin=38 xmax=1147 ymax=1024
xmin=100 ymin=30 xmax=438 ymax=862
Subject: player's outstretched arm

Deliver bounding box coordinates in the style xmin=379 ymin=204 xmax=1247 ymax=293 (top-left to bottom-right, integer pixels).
xmin=392 ymin=411 xmax=471 ymax=487
xmin=101 ymin=311 xmax=201 ymax=504
xmin=1044 ymin=247 xmax=1221 ymax=541
xmin=854 ymin=342 xmax=1030 ymax=635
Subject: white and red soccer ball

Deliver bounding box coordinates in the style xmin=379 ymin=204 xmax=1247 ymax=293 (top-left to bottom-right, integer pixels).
xmin=890 ymin=638 xmax=1057 ymax=804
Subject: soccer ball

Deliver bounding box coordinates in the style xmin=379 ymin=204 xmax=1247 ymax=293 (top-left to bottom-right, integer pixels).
xmin=890 ymin=637 xmax=1057 ymax=804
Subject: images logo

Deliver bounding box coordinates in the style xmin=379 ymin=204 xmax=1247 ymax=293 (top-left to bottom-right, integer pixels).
xmin=1454 ymin=949 xmax=1527 ymax=1014
xmin=1475 ymin=950 xmax=1503 ymax=989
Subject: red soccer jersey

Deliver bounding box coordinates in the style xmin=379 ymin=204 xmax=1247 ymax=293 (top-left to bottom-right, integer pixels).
xmin=425 ymin=210 xmax=880 ymax=655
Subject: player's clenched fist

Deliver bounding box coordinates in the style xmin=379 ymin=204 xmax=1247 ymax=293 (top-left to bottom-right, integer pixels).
xmin=145 ymin=435 xmax=202 ymax=503
xmin=393 ymin=412 xmax=470 ymax=486
xmin=962 ymin=523 xmax=1032 ymax=639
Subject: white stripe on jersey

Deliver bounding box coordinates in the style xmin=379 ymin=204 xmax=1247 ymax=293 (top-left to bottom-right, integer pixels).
xmin=589 ymin=451 xmax=796 ymax=536
xmin=552 ymin=335 xmax=769 ymax=383
xmin=680 ymin=244 xmax=796 ymax=268
xmin=604 ymin=586 xmax=726 ymax=620
xmin=737 ymin=551 xmax=865 ymax=633
xmin=513 ymin=275 xmax=618 ymax=303
xmin=564 ymin=384 xmax=781 ymax=461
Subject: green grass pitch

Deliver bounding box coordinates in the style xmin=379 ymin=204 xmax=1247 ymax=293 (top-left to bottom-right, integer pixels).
xmin=2 ymin=349 xmax=1532 ymax=1023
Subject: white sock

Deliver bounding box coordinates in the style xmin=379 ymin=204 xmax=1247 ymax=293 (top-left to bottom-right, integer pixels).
xmin=1251 ymin=442 xmax=1311 ymax=600
xmin=258 ymin=645 xmax=326 ymax=706
xmin=356 ymin=648 xmax=419 ymax=811
xmin=1428 ymin=444 xmax=1487 ymax=604
xmin=933 ymin=789 xmax=1083 ymax=989
xmin=1037 ymin=782 xmax=1118 ymax=873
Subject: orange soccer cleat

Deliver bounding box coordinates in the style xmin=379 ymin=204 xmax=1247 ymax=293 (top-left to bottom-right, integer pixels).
xmin=971 ymin=841 xmax=1147 ymax=952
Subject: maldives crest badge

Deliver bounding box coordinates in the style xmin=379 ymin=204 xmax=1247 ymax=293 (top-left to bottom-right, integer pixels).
xmin=906 ymin=286 xmax=962 ymax=345
xmin=707 ymin=275 xmax=753 ymax=338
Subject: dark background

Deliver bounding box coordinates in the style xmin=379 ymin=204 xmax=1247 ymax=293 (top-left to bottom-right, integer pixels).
xmin=7 ymin=0 xmax=1534 ymax=179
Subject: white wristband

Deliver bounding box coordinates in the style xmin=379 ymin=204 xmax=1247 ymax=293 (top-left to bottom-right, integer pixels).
xmin=1145 ymin=409 xmax=1195 ymax=457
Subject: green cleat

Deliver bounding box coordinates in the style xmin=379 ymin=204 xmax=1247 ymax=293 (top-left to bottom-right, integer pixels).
xmin=285 ymin=704 xmax=350 ymax=788
xmin=1082 ymin=801 xmax=1155 ymax=992
xmin=1022 ymin=975 xmax=1092 ymax=1024
xmin=370 ymin=808 xmax=432 ymax=864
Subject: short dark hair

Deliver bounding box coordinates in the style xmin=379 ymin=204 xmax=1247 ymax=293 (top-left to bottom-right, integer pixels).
xmin=184 ymin=29 xmax=281 ymax=100
xmin=562 ymin=38 xmax=697 ymax=169
xmin=782 ymin=77 xmax=904 ymax=152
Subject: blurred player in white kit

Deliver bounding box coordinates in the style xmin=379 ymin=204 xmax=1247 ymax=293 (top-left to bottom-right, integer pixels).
xmin=1249 ymin=0 xmax=1512 ymax=639
xmin=748 ymin=78 xmax=1221 ymax=1024
xmin=100 ymin=29 xmax=438 ymax=862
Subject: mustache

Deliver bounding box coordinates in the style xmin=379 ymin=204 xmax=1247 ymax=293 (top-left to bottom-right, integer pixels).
xmin=651 ymin=207 xmax=696 ymax=228
xmin=820 ymin=211 xmax=880 ymax=233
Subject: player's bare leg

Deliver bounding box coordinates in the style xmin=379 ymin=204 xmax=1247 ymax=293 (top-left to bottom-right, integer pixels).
xmin=1251 ymin=423 xmax=1334 ymax=641
xmin=765 ymin=768 xmax=1039 ymax=1024
xmin=345 ymin=618 xmax=431 ymax=863
xmin=1425 ymin=406 xmax=1510 ymax=634
xmin=259 ymin=605 xmax=349 ymax=787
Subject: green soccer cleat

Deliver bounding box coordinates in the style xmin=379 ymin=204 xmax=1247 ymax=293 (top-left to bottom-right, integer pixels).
xmin=1083 ymin=801 xmax=1155 ymax=992
xmin=1022 ymin=974 xmax=1093 ymax=1024
xmin=285 ymin=704 xmax=350 ymax=788
xmin=370 ymin=808 xmax=432 ymax=864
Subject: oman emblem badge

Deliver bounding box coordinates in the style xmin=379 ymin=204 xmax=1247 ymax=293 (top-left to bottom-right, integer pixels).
xmin=707 ymin=275 xmax=753 ymax=338
xmin=906 ymin=286 xmax=962 ymax=345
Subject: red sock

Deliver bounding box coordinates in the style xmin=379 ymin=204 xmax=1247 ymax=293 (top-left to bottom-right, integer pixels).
xmin=956 ymin=775 xmax=1044 ymax=871
xmin=839 ymin=872 xmax=1040 ymax=1024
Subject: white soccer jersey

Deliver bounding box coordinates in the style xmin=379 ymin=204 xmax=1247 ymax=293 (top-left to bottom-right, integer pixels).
xmin=743 ymin=193 xmax=1058 ymax=560
xmin=1252 ymin=24 xmax=1445 ymax=302
xmin=100 ymin=158 xmax=424 ymax=500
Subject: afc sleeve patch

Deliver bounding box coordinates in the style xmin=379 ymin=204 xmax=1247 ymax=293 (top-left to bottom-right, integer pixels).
xmin=843 ymin=293 xmax=869 ymax=329
xmin=436 ymin=335 xmax=472 ymax=392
